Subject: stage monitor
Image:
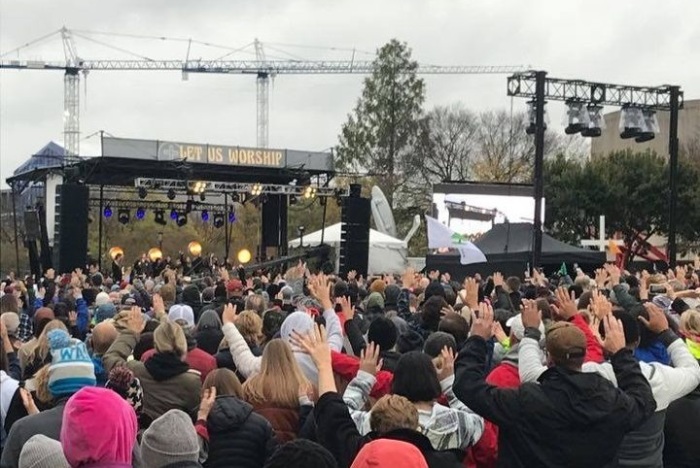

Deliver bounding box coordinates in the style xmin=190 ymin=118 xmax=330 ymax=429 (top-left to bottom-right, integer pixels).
xmin=432 ymin=182 xmax=545 ymax=237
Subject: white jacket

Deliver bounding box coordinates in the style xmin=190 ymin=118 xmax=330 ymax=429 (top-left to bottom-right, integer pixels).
xmin=518 ymin=329 xmax=700 ymax=411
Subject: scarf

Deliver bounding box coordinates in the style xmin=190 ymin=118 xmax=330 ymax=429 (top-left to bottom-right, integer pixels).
xmin=143 ymin=352 xmax=190 ymax=382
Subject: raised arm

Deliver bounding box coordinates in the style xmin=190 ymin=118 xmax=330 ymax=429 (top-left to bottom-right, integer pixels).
xmin=221 ymin=304 xmax=261 ymax=378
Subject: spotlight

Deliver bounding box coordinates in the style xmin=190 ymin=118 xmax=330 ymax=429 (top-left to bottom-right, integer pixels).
xmin=619 ymin=106 xmax=644 ymax=139
xmin=154 ymin=209 xmax=167 ymax=226
xmin=170 ymin=208 xmax=178 ymax=220
xmin=250 ymin=183 xmax=263 ymax=196
xmin=289 ymin=194 xmax=298 ymax=205
xmin=581 ymin=104 xmax=605 ymax=138
xmin=138 ymin=187 xmax=147 ymax=199
xmin=136 ymin=207 xmax=146 ymax=220
xmin=228 ymin=209 xmax=236 ymax=223
xmin=176 ymin=212 xmax=188 ymax=227
xmin=185 ymin=198 xmax=194 ymax=214
xmin=103 ymin=205 xmax=113 ymax=218
xmin=213 ymin=213 xmax=224 ymax=228
xmin=117 ymin=209 xmax=130 ymax=225
xmin=635 ymin=109 xmax=659 ymax=143
xmin=201 ymin=209 xmax=209 ymax=222
xmin=189 ymin=181 xmax=207 ymax=194
xmin=525 ymin=100 xmax=548 ymax=135
xmin=167 ymin=188 xmax=176 ymax=200
xmin=564 ymin=101 xmax=588 ymax=135
xmin=303 ymin=186 xmax=317 ymax=199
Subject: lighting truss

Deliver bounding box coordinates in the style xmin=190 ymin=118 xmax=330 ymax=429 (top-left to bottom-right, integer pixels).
xmin=507 ymin=72 xmax=684 ymax=110
xmin=88 ymin=198 xmax=222 ymax=211
xmin=134 ymin=178 xmax=348 ymax=198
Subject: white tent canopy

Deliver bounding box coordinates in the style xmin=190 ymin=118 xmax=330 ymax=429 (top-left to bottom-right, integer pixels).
xmin=288 ymin=222 xmax=408 ymax=275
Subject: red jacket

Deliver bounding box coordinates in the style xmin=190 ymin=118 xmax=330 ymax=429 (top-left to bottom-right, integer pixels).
xmin=141 ymin=347 xmax=216 ymax=383
xmin=570 ymin=314 xmax=604 ymax=363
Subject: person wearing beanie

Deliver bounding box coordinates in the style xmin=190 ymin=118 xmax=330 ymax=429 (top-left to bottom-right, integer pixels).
xmin=105 ymin=366 xmax=144 ymax=423
xmin=396 ymin=330 xmax=424 ymax=354
xmin=264 ymin=440 xmax=337 ymax=468
xmin=2 ymin=329 xmax=97 ymax=468
xmin=141 ymin=409 xmax=201 ymax=468
xmin=94 ymin=303 xmax=117 ymax=324
xmin=365 ymin=292 xmax=385 ymax=314
xmin=60 ymin=386 xmax=137 ymax=467
xmin=182 ymin=285 xmax=204 ymax=322
xmin=18 ymin=434 xmax=69 ymax=468
xmin=351 ymin=440 xmax=428 ymax=468
xmin=95 ymin=292 xmax=111 ymax=308
xmin=194 ymin=310 xmax=224 ymax=356
xmin=103 ymin=314 xmax=201 ymax=425
xmin=455 ymin=301 xmax=657 ymax=467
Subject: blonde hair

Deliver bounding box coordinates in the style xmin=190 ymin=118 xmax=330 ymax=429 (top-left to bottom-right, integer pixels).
xmin=29 ymin=319 xmax=68 ymax=365
xmin=369 ymin=394 xmax=418 ymax=433
xmin=236 ymin=310 xmax=263 ymax=346
xmin=242 ymin=339 xmax=309 ymax=408
xmin=153 ymin=321 xmax=187 ymax=358
xmin=33 ymin=364 xmax=53 ymax=404
xmin=680 ymin=310 xmax=700 ymax=337
xmin=203 ymin=368 xmax=244 ymax=399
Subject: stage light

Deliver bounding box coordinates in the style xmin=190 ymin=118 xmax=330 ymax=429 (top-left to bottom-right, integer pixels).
xmin=213 ymin=213 xmax=224 ymax=228
xmin=201 ymin=209 xmax=209 ymax=221
xmin=200 ymin=192 xmax=206 ymax=202
xmin=303 ymin=186 xmax=317 ymax=199
xmin=250 ymin=183 xmax=263 ymax=196
xmin=564 ymin=101 xmax=588 ymax=135
xmin=581 ymin=104 xmax=605 ymax=138
xmin=635 ymin=109 xmax=659 ymax=143
xmin=118 ymin=209 xmax=130 ymax=225
xmin=525 ymin=100 xmax=548 ymax=135
xmin=167 ymin=188 xmax=176 ymax=200
xmin=170 ymin=209 xmax=178 ymax=220
xmin=185 ymin=199 xmax=194 ymax=214
xmin=289 ymin=194 xmax=298 ymax=205
xmin=154 ymin=209 xmax=167 ymax=226
xmin=108 ymin=247 xmax=124 ymax=260
xmin=619 ymin=106 xmax=644 ymax=139
xmin=103 ymin=205 xmax=113 ymax=218
xmin=138 ymin=187 xmax=147 ymax=199
xmin=176 ymin=212 xmax=188 ymax=227
xmin=136 ymin=207 xmax=146 ymax=220
xmin=188 ymin=241 xmax=202 ymax=256
xmin=148 ymin=247 xmax=162 ymax=262
xmin=228 ymin=209 xmax=236 ymax=223
xmin=237 ymin=248 xmax=252 ymax=264
xmin=189 ymin=181 xmax=207 ymax=194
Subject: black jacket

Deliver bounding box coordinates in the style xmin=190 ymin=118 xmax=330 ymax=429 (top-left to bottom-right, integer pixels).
xmin=454 ymin=336 xmax=656 ymax=468
xmin=663 ymin=385 xmax=700 ymax=468
xmin=314 ymin=391 xmax=463 ymax=468
xmin=205 ymin=396 xmax=277 ymax=468
xmin=195 ymin=328 xmax=224 ymax=356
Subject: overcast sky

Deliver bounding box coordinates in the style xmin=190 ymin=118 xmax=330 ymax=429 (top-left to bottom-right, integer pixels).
xmin=1 ymin=0 xmax=698 ymax=188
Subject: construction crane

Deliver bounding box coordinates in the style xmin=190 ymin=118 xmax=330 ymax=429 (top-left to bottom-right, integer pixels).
xmin=1 ymin=27 xmax=530 ymax=155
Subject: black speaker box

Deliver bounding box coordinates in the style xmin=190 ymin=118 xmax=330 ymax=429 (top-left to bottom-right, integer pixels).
xmin=54 ymin=184 xmax=89 ymax=274
xmin=339 ymin=196 xmax=371 ymax=277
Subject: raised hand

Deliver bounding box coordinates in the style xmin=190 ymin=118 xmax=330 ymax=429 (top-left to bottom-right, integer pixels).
xmin=338 ymin=296 xmax=355 ymax=321
xmin=126 ymin=306 xmax=145 ymax=335
xmin=521 ymin=298 xmax=541 ymax=329
xmin=291 ymin=324 xmax=331 ymax=370
xmin=595 ymin=268 xmax=609 ymax=289
xmin=359 ymin=342 xmax=382 ymax=376
xmin=308 ymin=274 xmax=333 ymax=311
xmin=639 ymin=303 xmax=670 ymax=334
xmin=68 ymin=311 xmax=78 ymax=326
xmin=462 ymin=277 xmax=479 ymax=309
xmin=222 ymin=303 xmax=238 ymax=325
xmin=590 ymin=290 xmax=612 ymax=320
xmin=493 ymin=272 xmax=504 ymax=288
xmin=552 ymin=287 xmax=577 ymax=320
xmin=152 ymin=294 xmax=166 ymax=318
xmin=604 ymin=264 xmax=621 ymax=286
xmin=197 ymin=387 xmax=217 ymax=421
xmin=492 ymin=321 xmax=507 ymax=343
xmin=470 ymin=302 xmax=495 ymax=340
xmin=20 ymin=388 xmax=39 ymax=415
xmin=602 ymin=314 xmax=626 ymax=354
xmin=435 ymin=346 xmax=456 ymax=381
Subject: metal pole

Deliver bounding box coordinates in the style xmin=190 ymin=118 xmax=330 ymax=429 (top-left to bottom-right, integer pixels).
xmin=320 ymin=198 xmax=328 ymax=245
xmin=532 ymin=71 xmax=547 ymax=270
xmin=667 ymin=86 xmax=680 ymax=268
xmin=11 ymin=184 xmax=21 ymax=273
xmin=98 ymin=185 xmax=104 ymax=272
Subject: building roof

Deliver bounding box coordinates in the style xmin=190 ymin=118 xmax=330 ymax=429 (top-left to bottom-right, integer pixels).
xmin=13 ymin=141 xmax=65 ymax=176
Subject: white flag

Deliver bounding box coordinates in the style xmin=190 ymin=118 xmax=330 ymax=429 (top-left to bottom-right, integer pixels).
xmin=425 ymin=215 xmax=487 ymax=265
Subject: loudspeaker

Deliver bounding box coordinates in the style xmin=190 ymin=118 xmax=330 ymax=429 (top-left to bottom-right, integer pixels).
xmin=54 ymin=184 xmax=89 ymax=274
xmin=261 ymin=194 xmax=288 ymax=256
xmin=339 ymin=196 xmax=371 ymax=277
xmin=23 ymin=210 xmax=41 ymax=240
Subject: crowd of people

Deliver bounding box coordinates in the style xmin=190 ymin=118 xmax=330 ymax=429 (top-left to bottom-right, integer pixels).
xmin=0 ymin=257 xmax=699 ymax=467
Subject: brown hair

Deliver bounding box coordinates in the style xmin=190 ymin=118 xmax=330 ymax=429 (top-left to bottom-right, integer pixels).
xmin=369 ymin=394 xmax=418 ymax=433
xmin=159 ymin=284 xmax=176 ymax=304
xmin=236 ymin=310 xmax=263 ymax=346
xmin=202 ymin=368 xmax=244 ymax=399
xmin=242 ymin=339 xmax=310 ymax=408
xmin=0 ymin=295 xmax=19 ymax=314
xmin=153 ymin=321 xmax=187 ymax=358
xmin=29 ymin=319 xmax=68 ymax=365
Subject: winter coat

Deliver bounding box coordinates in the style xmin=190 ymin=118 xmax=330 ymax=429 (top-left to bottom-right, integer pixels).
xmin=518 ymin=329 xmax=700 ymax=468
xmin=195 ymin=328 xmax=224 ymax=356
xmin=249 ymin=402 xmax=300 ymax=443
xmin=663 ymin=385 xmax=700 ymax=468
xmin=343 ymin=370 xmax=483 ymax=451
xmin=103 ymin=331 xmax=201 ymax=424
xmin=205 ymin=396 xmax=277 ymax=468
xmin=141 ymin=346 xmax=216 ymax=383
xmin=314 ymin=391 xmax=463 ymax=468
xmin=454 ymin=335 xmax=656 ymax=468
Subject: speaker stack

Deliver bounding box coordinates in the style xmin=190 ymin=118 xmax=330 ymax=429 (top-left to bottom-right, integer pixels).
xmin=339 ymin=184 xmax=371 ymax=277
xmin=54 ymin=184 xmax=89 ymax=273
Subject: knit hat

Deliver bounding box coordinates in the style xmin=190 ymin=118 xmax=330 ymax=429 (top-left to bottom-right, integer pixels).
xmin=351 ymin=439 xmax=428 ymax=468
xmin=280 ymin=311 xmax=314 ymax=343
xmin=47 ymin=329 xmax=96 ymax=397
xmin=141 ymin=409 xmax=199 ymax=467
xmin=384 ymin=285 xmax=402 ymax=307
xmin=202 ymin=286 xmax=215 ymax=303
xmin=265 ymin=439 xmax=338 ymax=468
xmin=95 ymin=302 xmax=117 ymax=324
xmin=368 ymin=316 xmax=398 ymax=351
xmin=396 ymin=330 xmax=424 ymax=354
xmin=506 ymin=313 xmax=546 ymax=343
xmin=423 ymin=331 xmax=457 ymax=358
xmin=168 ymin=304 xmax=195 ymax=328
xmin=18 ymin=434 xmax=70 ymax=468
xmin=545 ymin=322 xmax=587 ymax=364
xmin=366 ymin=292 xmax=385 ymax=311
xmin=95 ymin=291 xmax=111 ymax=307
xmin=105 ymin=366 xmax=144 ymax=417
xmin=61 ymin=386 xmax=137 ymax=467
